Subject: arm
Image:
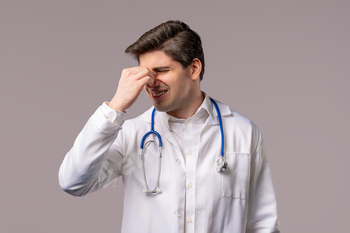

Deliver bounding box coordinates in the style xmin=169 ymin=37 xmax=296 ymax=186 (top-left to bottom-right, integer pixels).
xmin=246 ymin=131 xmax=281 ymax=233
xmin=58 ymin=104 xmax=125 ymax=196
xmin=58 ymin=67 xmax=156 ymax=196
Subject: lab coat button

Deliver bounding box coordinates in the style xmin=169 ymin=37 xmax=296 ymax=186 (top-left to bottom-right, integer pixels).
xmin=188 ymin=218 xmax=193 ymax=223
xmin=174 ymin=210 xmax=181 ymax=217
xmin=189 ymin=183 xmax=193 ymax=188
xmin=176 ymin=159 xmax=181 ymax=165
xmin=188 ymin=150 xmax=193 ymax=155
xmin=186 ymin=120 xmax=190 ymax=124
xmin=107 ymin=117 xmax=112 ymax=122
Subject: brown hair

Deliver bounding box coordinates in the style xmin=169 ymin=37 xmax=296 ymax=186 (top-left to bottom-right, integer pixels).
xmin=125 ymin=20 xmax=205 ymax=81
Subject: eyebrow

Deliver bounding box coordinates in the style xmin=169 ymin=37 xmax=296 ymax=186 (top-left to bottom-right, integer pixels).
xmin=152 ymin=66 xmax=171 ymax=71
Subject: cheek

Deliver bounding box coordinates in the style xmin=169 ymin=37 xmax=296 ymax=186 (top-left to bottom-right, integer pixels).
xmin=160 ymin=71 xmax=189 ymax=92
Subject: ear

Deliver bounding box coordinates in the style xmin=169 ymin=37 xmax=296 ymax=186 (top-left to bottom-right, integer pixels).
xmin=190 ymin=58 xmax=202 ymax=81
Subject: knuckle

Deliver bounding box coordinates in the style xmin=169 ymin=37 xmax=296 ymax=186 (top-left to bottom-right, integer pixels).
xmin=122 ymin=68 xmax=131 ymax=76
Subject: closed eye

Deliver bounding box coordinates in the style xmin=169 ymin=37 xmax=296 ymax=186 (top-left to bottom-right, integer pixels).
xmin=156 ymin=70 xmax=169 ymax=74
xmin=153 ymin=66 xmax=170 ymax=74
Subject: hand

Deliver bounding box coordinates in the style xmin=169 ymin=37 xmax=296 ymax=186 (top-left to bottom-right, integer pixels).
xmin=108 ymin=67 xmax=156 ymax=112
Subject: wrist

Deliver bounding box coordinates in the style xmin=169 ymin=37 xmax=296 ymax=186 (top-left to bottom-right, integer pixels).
xmin=107 ymin=101 xmax=126 ymax=112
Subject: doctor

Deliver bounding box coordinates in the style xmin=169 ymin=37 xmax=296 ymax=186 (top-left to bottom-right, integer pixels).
xmin=59 ymin=20 xmax=280 ymax=233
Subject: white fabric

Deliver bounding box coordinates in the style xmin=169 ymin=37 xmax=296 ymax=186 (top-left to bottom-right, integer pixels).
xmin=59 ymin=95 xmax=280 ymax=233
xmin=101 ymin=101 xmax=126 ymax=124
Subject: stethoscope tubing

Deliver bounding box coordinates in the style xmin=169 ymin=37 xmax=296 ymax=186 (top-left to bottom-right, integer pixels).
xmin=210 ymin=98 xmax=224 ymax=157
xmin=141 ymin=108 xmax=162 ymax=149
xmin=140 ymin=98 xmax=225 ymax=194
xmin=140 ymin=108 xmax=163 ymax=194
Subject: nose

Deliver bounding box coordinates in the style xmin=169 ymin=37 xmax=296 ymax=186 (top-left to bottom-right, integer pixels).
xmin=146 ymin=76 xmax=160 ymax=89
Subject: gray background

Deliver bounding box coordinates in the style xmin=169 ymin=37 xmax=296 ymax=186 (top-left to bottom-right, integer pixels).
xmin=1 ymin=0 xmax=349 ymax=232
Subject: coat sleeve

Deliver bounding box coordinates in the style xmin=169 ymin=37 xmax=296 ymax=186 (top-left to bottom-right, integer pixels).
xmin=58 ymin=106 xmax=125 ymax=196
xmin=246 ymin=129 xmax=281 ymax=233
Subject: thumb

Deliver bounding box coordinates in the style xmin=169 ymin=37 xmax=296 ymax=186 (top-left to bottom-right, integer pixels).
xmin=147 ymin=70 xmax=157 ymax=86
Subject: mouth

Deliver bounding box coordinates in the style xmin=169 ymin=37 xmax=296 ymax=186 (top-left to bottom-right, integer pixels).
xmin=149 ymin=90 xmax=168 ymax=100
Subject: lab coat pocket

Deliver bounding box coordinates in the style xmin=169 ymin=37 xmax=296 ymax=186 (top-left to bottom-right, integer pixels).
xmin=222 ymin=152 xmax=251 ymax=200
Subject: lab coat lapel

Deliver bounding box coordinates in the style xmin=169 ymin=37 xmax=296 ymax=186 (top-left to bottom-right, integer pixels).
xmin=154 ymin=112 xmax=181 ymax=151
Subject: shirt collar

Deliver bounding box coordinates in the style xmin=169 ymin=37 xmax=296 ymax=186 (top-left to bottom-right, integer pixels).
xmin=139 ymin=92 xmax=232 ymax=125
xmin=160 ymin=92 xmax=214 ymax=131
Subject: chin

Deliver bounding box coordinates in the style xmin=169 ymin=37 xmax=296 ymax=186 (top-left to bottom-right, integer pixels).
xmin=153 ymin=105 xmax=167 ymax=112
xmin=152 ymin=103 xmax=171 ymax=112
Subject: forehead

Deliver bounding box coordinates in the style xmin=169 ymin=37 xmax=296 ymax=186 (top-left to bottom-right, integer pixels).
xmin=139 ymin=50 xmax=177 ymax=68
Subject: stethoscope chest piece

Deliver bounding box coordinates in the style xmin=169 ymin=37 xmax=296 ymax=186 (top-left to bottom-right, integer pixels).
xmin=210 ymin=98 xmax=228 ymax=172
xmin=215 ymin=158 xmax=228 ymax=172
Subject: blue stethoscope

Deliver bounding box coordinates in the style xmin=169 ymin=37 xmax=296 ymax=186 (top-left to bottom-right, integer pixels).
xmin=140 ymin=98 xmax=227 ymax=195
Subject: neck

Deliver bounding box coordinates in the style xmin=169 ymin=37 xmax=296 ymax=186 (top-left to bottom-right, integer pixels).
xmin=167 ymin=91 xmax=205 ymax=119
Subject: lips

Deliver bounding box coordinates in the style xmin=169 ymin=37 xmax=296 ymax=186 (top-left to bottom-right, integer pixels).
xmin=149 ymin=90 xmax=168 ymax=100
xmin=152 ymin=90 xmax=167 ymax=97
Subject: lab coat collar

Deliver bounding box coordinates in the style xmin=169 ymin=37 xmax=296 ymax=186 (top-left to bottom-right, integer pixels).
xmin=202 ymin=93 xmax=232 ymax=126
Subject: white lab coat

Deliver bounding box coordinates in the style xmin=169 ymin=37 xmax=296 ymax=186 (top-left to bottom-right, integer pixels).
xmin=59 ymin=97 xmax=280 ymax=233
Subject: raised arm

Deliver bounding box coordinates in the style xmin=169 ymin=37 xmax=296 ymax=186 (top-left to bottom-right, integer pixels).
xmin=58 ymin=67 xmax=155 ymax=196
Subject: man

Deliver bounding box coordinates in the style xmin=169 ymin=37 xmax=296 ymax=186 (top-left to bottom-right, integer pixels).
xmin=59 ymin=20 xmax=280 ymax=233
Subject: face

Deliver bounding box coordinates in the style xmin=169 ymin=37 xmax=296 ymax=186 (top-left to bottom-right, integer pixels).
xmin=140 ymin=50 xmax=199 ymax=118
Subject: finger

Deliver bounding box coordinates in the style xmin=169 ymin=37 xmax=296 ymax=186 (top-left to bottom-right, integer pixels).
xmin=138 ymin=75 xmax=154 ymax=87
xmin=147 ymin=76 xmax=154 ymax=86
xmin=121 ymin=67 xmax=147 ymax=80
xmin=148 ymin=68 xmax=156 ymax=78
xmin=131 ymin=67 xmax=153 ymax=81
xmin=134 ymin=68 xmax=155 ymax=85
xmin=147 ymin=69 xmax=156 ymax=85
